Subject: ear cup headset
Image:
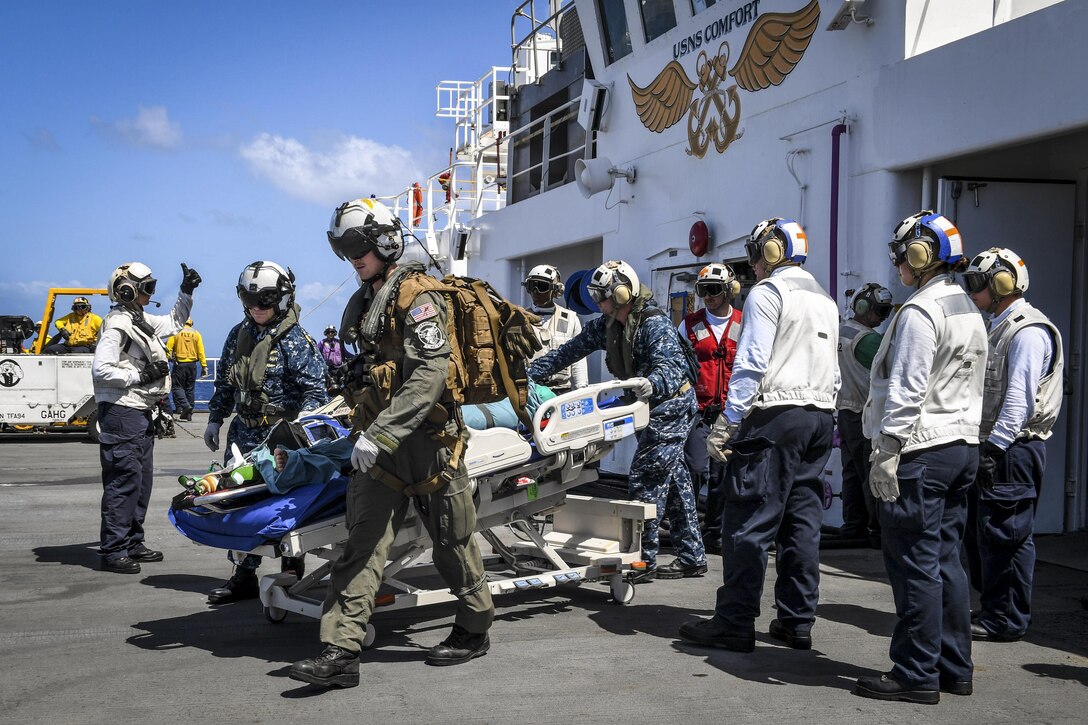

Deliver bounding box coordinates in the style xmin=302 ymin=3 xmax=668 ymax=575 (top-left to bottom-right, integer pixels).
xmin=695 ymin=262 xmax=741 ymax=298
xmin=587 ymin=260 xmax=640 ymax=306
xmin=964 ymin=247 xmax=1029 ymax=302
xmin=890 ymin=211 xmax=964 ymax=278
xmin=109 ymin=262 xmax=157 ymax=305
xmin=850 ymin=282 xmax=893 ymax=319
xmin=746 ymin=218 xmax=809 ymax=269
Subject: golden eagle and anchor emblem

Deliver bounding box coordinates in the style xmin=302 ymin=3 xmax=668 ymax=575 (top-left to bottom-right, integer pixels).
xmin=628 ymin=0 xmax=820 ymax=158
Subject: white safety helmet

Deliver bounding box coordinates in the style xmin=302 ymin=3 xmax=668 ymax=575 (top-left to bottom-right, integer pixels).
xmin=964 ymin=247 xmax=1029 ymax=299
xmin=327 ymin=198 xmax=404 ymax=263
xmin=586 ymin=260 xmax=640 ymax=306
xmin=850 ymin=282 xmax=893 ymax=320
xmin=324 ymin=325 xmax=337 ymax=335
xmin=889 ymin=211 xmax=965 ymax=271
xmin=695 ymin=263 xmax=740 ymax=298
xmin=236 ymin=260 xmax=296 ymax=315
xmin=108 ymin=262 xmax=157 ymax=304
xmin=745 ymin=217 xmax=808 ymax=268
xmin=523 ymin=264 xmax=564 ymax=297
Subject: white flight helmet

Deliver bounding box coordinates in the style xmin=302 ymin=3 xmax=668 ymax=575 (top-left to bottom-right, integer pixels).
xmin=850 ymin=282 xmax=894 ymax=320
xmin=109 ymin=262 xmax=157 ymax=305
xmin=236 ymin=260 xmax=296 ymax=316
xmin=964 ymin=247 xmax=1029 ymax=299
xmin=327 ymin=198 xmax=404 ymax=263
xmin=523 ymin=264 xmax=564 ymax=298
xmin=745 ymin=218 xmax=808 ymax=269
xmin=889 ymin=211 xmax=965 ymax=272
xmin=586 ymin=260 xmax=640 ymax=306
xmin=695 ymin=262 xmax=740 ymax=298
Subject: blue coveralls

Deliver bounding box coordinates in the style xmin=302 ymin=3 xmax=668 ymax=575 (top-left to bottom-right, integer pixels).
xmin=529 ymin=304 xmax=703 ymax=568
xmin=207 ymin=317 xmax=328 ymax=570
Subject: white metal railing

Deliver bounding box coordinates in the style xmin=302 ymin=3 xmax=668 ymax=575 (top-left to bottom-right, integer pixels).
xmin=511 ymin=0 xmax=571 ymax=85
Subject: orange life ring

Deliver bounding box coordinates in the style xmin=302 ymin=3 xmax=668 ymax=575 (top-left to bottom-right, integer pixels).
xmin=410 ymin=183 xmax=423 ymax=227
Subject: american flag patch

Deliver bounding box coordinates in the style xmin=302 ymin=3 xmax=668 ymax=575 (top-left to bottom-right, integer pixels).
xmin=409 ymin=303 xmax=438 ymax=322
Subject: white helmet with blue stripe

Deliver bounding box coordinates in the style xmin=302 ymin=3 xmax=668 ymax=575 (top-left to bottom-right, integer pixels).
xmin=890 ymin=211 xmax=965 ymax=272
xmin=745 ymin=217 xmax=809 ymax=269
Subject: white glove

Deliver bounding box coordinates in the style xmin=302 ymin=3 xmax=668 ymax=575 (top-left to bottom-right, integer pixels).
xmin=203 ymin=422 xmax=221 ymax=452
xmin=706 ymin=416 xmax=741 ymax=464
xmin=351 ymin=432 xmax=381 ymax=472
xmin=868 ymin=434 xmax=902 ymax=503
xmin=628 ymin=377 xmax=654 ymax=399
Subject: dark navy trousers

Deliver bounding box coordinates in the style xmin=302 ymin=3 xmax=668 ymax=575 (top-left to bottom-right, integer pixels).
xmin=837 ymin=409 xmax=878 ymax=538
xmin=879 ymin=442 xmax=977 ymax=689
xmin=171 ymin=361 xmax=198 ymax=413
xmin=968 ymin=439 xmax=1045 ymax=638
xmin=715 ymin=405 xmax=834 ymax=630
xmin=98 ymin=402 xmax=155 ymax=561
xmin=684 ymin=416 xmax=728 ymax=550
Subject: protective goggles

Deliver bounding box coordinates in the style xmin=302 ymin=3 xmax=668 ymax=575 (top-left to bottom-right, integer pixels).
xmin=888 ymin=242 xmax=908 ymax=266
xmin=586 ymin=284 xmax=610 ymax=304
xmin=236 ymin=286 xmax=282 ymax=310
xmin=695 ymin=283 xmax=725 ymax=298
xmin=962 ymin=272 xmax=990 ymax=294
xmin=743 ymin=240 xmax=763 ymax=265
xmin=72 ymin=303 xmax=91 ymax=312
xmin=327 ymin=227 xmax=377 ymax=260
xmin=523 ymin=279 xmax=552 ymax=294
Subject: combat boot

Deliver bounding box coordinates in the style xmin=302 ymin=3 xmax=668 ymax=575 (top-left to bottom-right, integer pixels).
xmin=289 ymin=645 xmax=360 ymax=688
xmin=207 ymin=568 xmax=259 ymax=604
xmin=425 ymin=624 xmax=490 ymax=666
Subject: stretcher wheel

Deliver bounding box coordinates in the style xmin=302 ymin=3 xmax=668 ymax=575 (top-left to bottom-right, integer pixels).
xmin=610 ymin=576 xmax=635 ymax=605
xmin=361 ymin=623 xmax=377 ymax=650
xmin=264 ymin=605 xmax=287 ymax=623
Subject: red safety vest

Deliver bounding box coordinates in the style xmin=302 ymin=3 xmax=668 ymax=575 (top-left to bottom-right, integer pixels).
xmin=683 ymin=307 xmax=742 ymax=412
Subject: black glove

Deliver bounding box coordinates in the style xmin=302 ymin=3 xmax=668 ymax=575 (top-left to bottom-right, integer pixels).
xmin=138 ymin=360 xmax=171 ymax=384
xmin=976 ymin=441 xmax=1003 ymax=489
xmin=180 ymin=263 xmax=202 ymax=294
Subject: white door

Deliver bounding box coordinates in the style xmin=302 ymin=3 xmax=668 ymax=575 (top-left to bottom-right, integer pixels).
xmin=939 ymin=178 xmax=1079 ymax=533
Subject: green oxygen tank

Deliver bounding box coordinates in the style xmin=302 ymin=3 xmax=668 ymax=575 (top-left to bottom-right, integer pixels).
xmin=229 ymin=463 xmax=257 ymax=487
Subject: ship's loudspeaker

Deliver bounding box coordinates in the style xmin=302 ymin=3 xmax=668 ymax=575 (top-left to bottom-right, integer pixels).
xmin=575 ymin=157 xmax=616 ymax=199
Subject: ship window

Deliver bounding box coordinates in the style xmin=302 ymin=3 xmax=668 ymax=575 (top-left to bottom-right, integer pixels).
xmin=597 ymin=0 xmax=632 ymax=64
xmin=640 ymin=0 xmax=677 ymax=42
xmin=690 ymin=0 xmax=717 ymax=14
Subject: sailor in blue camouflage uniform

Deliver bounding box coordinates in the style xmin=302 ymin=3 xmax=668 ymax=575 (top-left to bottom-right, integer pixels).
xmin=529 ymin=260 xmax=705 ymax=582
xmin=202 ymin=261 xmax=328 ymax=604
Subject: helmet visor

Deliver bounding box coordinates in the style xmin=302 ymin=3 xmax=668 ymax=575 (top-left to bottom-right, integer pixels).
xmin=327 ymin=227 xmax=377 ymax=261
xmin=586 ymin=284 xmax=610 ymax=304
xmin=524 ymin=280 xmax=551 ymax=295
xmin=744 ymin=240 xmax=762 ymax=265
xmin=695 ymin=283 xmax=725 ymax=298
xmin=136 ymin=278 xmax=157 ymax=297
xmin=237 ymin=286 xmax=282 ymax=310
xmin=888 ymin=242 xmax=908 ymax=266
xmin=962 ymin=272 xmax=989 ymax=294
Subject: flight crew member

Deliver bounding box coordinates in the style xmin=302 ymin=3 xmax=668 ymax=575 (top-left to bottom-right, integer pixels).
xmin=44 ymin=297 xmax=103 ymax=354
xmin=523 ymin=264 xmax=587 ymax=394
xmin=680 ymin=218 xmax=839 ymax=653
xmin=203 ymin=261 xmax=328 ymax=604
xmin=530 ymin=260 xmax=706 ymax=581
xmin=290 ymin=199 xmax=495 ymax=688
xmin=166 ymin=318 xmax=207 ymax=421
xmin=93 ymin=262 xmax=200 ymax=573
xmin=834 ymin=283 xmax=893 ymax=545
xmin=963 ymin=248 xmax=1064 ymax=643
xmin=678 ymin=262 xmax=743 ymax=556
xmin=854 ymin=211 xmax=987 ymax=705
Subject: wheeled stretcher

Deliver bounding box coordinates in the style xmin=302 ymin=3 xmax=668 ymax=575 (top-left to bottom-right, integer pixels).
xmin=170 ymin=382 xmax=655 ymax=643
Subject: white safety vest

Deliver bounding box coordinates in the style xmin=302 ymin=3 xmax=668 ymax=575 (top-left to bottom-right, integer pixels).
xmin=93 ymin=309 xmax=172 ymax=409
xmin=981 ymin=301 xmax=1064 ymax=442
xmin=865 ymin=277 xmax=987 ymax=453
xmin=837 ymin=319 xmax=877 ymax=413
xmin=753 ymin=268 xmax=839 ymax=411
xmin=531 ymin=304 xmax=585 ymax=390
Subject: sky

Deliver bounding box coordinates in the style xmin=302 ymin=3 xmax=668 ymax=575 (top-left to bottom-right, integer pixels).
xmin=0 ymin=1 xmax=520 ymax=351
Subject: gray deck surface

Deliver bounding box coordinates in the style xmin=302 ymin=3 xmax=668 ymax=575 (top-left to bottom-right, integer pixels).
xmin=2 ymin=414 xmax=1086 ymax=725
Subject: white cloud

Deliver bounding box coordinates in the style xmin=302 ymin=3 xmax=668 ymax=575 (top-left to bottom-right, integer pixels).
xmin=239 ymin=133 xmax=423 ymax=205
xmin=94 ymin=105 xmax=181 ymax=149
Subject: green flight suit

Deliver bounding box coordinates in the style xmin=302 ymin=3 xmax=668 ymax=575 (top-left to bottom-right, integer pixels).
xmin=320 ymin=282 xmax=494 ymax=654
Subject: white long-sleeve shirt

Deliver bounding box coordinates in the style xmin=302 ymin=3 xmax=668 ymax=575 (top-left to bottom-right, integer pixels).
xmin=92 ymin=293 xmax=192 ymax=389
xmin=987 ymin=299 xmax=1053 ymax=450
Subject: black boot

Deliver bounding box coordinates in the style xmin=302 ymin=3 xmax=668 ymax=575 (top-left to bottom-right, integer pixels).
xmin=425 ymin=624 xmax=490 ymax=666
xmin=207 ymin=568 xmax=259 ymax=604
xmin=289 ymin=645 xmax=360 ymax=688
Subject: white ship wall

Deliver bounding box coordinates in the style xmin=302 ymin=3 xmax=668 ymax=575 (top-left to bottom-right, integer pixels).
xmin=466 ymin=0 xmax=1087 ymax=529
